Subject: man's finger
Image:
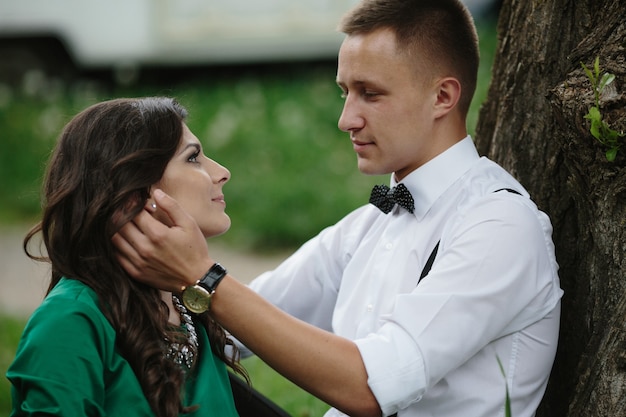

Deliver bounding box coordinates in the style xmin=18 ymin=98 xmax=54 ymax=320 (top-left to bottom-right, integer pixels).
xmin=113 ymin=249 xmax=141 ymax=280
xmin=112 ymin=230 xmax=142 ymax=267
xmin=152 ymin=189 xmax=196 ymax=229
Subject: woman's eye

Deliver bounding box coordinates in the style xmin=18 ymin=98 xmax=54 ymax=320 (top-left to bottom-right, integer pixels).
xmin=188 ymin=152 xmax=200 ymax=163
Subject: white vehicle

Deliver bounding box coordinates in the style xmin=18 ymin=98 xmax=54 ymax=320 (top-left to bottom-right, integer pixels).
xmin=0 ymin=0 xmax=359 ymax=83
xmin=0 ymin=0 xmax=497 ymax=84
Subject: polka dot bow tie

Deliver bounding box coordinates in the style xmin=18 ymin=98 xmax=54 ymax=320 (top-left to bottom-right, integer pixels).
xmin=369 ymin=184 xmax=415 ymax=214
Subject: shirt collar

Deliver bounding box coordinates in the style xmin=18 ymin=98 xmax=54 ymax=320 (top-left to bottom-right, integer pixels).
xmin=390 ymin=136 xmax=480 ymax=219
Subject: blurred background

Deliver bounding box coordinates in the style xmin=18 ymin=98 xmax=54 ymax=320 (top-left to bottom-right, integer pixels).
xmin=0 ymin=0 xmax=501 ymax=415
xmin=0 ymin=0 xmax=501 ymax=249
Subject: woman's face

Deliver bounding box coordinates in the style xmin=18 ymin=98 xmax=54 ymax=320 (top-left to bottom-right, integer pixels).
xmin=152 ymin=124 xmax=231 ymax=238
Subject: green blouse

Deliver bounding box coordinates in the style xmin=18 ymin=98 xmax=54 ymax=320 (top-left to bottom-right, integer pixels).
xmin=7 ymin=277 xmax=239 ymax=417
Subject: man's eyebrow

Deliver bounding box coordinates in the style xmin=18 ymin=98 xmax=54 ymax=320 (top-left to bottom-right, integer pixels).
xmin=336 ymin=80 xmax=368 ymax=87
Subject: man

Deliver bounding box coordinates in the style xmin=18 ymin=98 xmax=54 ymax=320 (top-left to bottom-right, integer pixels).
xmin=114 ymin=1 xmax=563 ymax=415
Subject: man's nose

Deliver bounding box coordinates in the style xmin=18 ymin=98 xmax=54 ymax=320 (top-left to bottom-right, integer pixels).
xmin=338 ymin=95 xmax=365 ymax=132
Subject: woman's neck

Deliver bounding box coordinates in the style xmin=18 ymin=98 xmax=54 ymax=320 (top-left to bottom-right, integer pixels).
xmin=160 ymin=291 xmax=181 ymax=325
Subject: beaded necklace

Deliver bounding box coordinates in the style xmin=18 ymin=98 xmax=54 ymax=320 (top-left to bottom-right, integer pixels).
xmin=165 ymin=295 xmax=199 ymax=369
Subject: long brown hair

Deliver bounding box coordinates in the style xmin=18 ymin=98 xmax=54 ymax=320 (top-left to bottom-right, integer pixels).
xmin=23 ymin=97 xmax=246 ymax=417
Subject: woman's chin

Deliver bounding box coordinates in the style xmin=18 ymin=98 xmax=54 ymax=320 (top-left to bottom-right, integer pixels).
xmin=202 ymin=218 xmax=231 ymax=238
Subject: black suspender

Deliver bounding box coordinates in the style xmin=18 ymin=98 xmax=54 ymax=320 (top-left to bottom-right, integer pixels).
xmin=416 ymin=242 xmax=440 ymax=286
xmin=416 ymin=188 xmax=522 ymax=286
xmin=493 ymin=188 xmax=522 ymax=196
xmin=419 ymin=241 xmax=440 ymax=282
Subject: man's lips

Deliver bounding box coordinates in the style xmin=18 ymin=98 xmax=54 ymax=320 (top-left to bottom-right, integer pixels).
xmin=352 ymin=139 xmax=374 ymax=152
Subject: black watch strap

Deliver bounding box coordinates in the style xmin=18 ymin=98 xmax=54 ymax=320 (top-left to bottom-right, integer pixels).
xmin=197 ymin=263 xmax=227 ymax=293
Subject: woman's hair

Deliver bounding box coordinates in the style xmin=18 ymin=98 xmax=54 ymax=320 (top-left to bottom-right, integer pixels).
xmin=339 ymin=0 xmax=479 ymax=116
xmin=23 ymin=97 xmax=246 ymax=417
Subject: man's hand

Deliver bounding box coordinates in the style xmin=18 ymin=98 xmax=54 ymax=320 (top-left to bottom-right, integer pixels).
xmin=112 ymin=189 xmax=215 ymax=293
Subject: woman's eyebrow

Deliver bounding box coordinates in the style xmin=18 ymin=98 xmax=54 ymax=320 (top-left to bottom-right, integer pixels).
xmin=179 ymin=143 xmax=201 ymax=155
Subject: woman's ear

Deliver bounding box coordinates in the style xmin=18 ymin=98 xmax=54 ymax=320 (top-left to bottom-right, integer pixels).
xmin=433 ymin=77 xmax=461 ymax=119
xmin=111 ymin=192 xmax=143 ymax=232
xmin=147 ymin=191 xmax=175 ymax=227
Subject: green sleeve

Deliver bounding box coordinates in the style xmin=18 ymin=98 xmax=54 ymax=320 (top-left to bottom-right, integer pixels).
xmin=7 ymin=287 xmax=115 ymax=417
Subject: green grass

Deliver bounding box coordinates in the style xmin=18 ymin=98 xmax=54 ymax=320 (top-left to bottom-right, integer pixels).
xmin=0 ymin=315 xmax=26 ymax=415
xmin=0 ymin=20 xmax=496 ymax=251
xmin=0 ymin=65 xmax=388 ymax=251
xmin=241 ymin=356 xmax=330 ymax=416
xmin=0 ymin=314 xmax=326 ymax=416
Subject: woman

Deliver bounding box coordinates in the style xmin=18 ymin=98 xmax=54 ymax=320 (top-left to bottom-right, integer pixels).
xmin=7 ymin=97 xmax=247 ymax=417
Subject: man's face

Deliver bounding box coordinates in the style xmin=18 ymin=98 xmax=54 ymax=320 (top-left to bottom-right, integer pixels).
xmin=336 ymin=28 xmax=441 ymax=181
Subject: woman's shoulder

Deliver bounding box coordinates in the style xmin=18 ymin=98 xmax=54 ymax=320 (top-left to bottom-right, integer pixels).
xmin=24 ymin=278 xmax=113 ymax=343
xmin=47 ymin=276 xmax=97 ymax=300
xmin=37 ymin=278 xmax=101 ymax=316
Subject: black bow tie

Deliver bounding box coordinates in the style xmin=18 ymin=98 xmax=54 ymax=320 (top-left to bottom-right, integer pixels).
xmin=369 ymin=184 xmax=415 ymax=214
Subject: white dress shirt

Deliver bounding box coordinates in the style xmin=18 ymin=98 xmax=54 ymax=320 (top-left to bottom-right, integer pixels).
xmin=249 ymin=136 xmax=563 ymax=417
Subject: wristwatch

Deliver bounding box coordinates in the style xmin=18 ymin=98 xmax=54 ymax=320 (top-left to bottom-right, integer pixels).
xmin=181 ymin=263 xmax=227 ymax=314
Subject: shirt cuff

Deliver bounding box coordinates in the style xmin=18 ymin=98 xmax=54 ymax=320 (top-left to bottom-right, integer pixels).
xmin=355 ymin=324 xmax=427 ymax=415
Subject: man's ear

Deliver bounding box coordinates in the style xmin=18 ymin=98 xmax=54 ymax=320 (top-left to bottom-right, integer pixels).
xmin=433 ymin=77 xmax=461 ymax=119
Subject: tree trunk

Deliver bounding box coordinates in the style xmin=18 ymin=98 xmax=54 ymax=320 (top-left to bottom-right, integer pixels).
xmin=474 ymin=0 xmax=626 ymax=415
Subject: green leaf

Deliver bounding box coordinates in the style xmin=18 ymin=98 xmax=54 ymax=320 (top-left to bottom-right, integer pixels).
xmin=581 ymin=62 xmax=595 ymax=83
xmin=585 ymin=106 xmax=601 ymax=121
xmin=586 ymin=111 xmax=604 ymax=141
xmin=496 ymin=356 xmax=512 ymax=417
xmin=606 ymin=148 xmax=618 ymax=162
xmin=581 ymin=57 xmax=621 ymax=162
xmin=599 ymin=73 xmax=616 ymax=91
xmin=603 ymin=124 xmax=620 ymax=141
xmin=590 ymin=121 xmax=601 ymax=140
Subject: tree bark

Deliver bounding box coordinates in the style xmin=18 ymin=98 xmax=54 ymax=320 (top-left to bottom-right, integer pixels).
xmin=474 ymin=0 xmax=626 ymax=415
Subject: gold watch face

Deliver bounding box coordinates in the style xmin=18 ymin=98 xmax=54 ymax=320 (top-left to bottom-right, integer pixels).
xmin=182 ymin=285 xmax=211 ymax=314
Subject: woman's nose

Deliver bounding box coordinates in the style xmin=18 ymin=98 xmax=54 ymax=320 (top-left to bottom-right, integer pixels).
xmin=208 ymin=160 xmax=230 ymax=184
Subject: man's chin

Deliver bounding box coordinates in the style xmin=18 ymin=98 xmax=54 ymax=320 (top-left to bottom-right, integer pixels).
xmin=357 ymin=160 xmax=389 ymax=176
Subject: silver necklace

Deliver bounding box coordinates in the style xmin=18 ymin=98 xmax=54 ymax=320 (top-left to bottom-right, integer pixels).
xmin=165 ymin=295 xmax=199 ymax=369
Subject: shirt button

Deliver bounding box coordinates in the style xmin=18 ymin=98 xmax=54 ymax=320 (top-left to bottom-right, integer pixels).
xmin=385 ymin=242 xmax=393 ymax=250
xmin=366 ymin=304 xmax=374 ymax=312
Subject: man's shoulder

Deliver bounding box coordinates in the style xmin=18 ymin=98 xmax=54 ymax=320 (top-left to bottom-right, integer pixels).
xmin=459 ymin=157 xmax=528 ymax=197
xmin=333 ymin=202 xmax=388 ymax=233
